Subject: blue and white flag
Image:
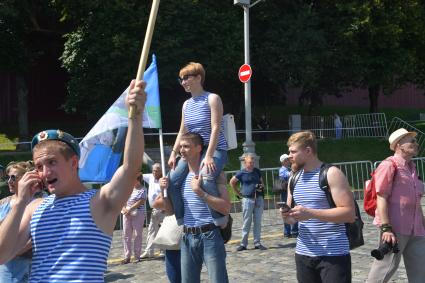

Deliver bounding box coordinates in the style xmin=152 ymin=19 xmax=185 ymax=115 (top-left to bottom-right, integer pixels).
xmin=79 ymin=54 xmax=161 ymax=183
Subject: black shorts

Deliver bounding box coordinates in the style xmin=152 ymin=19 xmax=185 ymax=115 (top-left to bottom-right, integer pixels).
xmin=295 ymin=253 xmax=351 ymax=283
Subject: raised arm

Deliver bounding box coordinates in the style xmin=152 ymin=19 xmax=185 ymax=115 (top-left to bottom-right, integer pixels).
xmin=289 ymin=166 xmax=355 ymax=224
xmin=91 ymin=80 xmax=146 ymax=234
xmin=203 ymin=93 xmax=223 ymax=172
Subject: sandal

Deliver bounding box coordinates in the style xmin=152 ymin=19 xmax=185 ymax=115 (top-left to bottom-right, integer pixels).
xmin=120 ymin=258 xmax=130 ymax=265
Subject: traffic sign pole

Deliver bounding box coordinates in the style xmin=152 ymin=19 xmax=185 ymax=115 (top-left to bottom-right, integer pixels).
xmin=240 ymin=3 xmax=259 ymax=168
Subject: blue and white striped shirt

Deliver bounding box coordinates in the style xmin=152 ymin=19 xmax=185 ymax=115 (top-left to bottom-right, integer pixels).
xmin=126 ymin=187 xmax=146 ymax=213
xmin=183 ymin=92 xmax=227 ymax=150
xmin=293 ymin=168 xmax=349 ymax=256
xmin=182 ymin=172 xmax=214 ymax=227
xmin=30 ymin=189 xmax=112 ymax=283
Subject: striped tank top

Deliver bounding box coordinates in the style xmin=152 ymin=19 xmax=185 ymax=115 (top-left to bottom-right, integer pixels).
xmin=30 ymin=189 xmax=112 ymax=282
xmin=182 ymin=172 xmax=214 ymax=227
xmin=293 ymin=168 xmax=349 ymax=256
xmin=183 ymin=92 xmax=228 ymax=150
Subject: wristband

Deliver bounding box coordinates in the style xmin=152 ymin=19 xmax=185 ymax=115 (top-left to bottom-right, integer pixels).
xmin=171 ymin=149 xmax=177 ymax=154
xmin=380 ymin=223 xmax=393 ymax=233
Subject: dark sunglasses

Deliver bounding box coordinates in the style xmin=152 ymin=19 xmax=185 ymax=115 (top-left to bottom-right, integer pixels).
xmin=177 ymin=74 xmax=197 ymax=84
xmin=6 ymin=175 xmax=17 ymax=182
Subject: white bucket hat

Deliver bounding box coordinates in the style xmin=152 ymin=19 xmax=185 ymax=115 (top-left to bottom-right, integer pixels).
xmin=388 ymin=128 xmax=417 ymax=151
xmin=280 ymin=154 xmax=289 ymax=163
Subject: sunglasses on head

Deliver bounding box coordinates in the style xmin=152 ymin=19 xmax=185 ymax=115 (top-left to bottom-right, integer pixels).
xmin=177 ymin=74 xmax=196 ymax=84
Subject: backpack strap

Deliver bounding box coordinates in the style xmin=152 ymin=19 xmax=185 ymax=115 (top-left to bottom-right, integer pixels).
xmin=288 ymin=170 xmax=301 ymax=206
xmin=319 ymin=163 xmax=336 ymax=208
xmin=289 ymin=170 xmax=302 ymax=197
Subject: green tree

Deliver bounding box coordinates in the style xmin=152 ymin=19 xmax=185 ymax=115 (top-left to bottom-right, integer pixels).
xmin=58 ymin=0 xmax=243 ymax=126
xmin=0 ymin=0 xmax=64 ymax=143
xmin=336 ymin=1 xmax=422 ymax=113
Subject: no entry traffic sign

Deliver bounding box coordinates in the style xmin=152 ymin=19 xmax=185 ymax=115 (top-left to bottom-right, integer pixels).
xmin=238 ymin=64 xmax=252 ymax=83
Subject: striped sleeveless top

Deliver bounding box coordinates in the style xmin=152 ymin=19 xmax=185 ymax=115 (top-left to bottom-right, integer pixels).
xmin=30 ymin=189 xmax=112 ymax=282
xmin=293 ymin=168 xmax=349 ymax=256
xmin=182 ymin=172 xmax=214 ymax=227
xmin=183 ymin=92 xmax=228 ymax=150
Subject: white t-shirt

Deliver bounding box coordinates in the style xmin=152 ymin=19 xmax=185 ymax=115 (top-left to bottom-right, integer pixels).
xmin=143 ymin=173 xmax=161 ymax=207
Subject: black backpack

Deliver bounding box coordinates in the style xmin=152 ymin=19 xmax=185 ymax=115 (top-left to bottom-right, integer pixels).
xmin=289 ymin=163 xmax=364 ymax=250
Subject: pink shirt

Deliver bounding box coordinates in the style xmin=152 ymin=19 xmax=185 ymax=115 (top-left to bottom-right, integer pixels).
xmin=373 ymin=155 xmax=425 ymax=236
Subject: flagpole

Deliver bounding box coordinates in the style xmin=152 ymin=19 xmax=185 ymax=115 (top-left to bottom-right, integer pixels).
xmin=158 ymin=128 xmax=167 ymax=197
xmin=129 ymin=0 xmax=160 ymax=119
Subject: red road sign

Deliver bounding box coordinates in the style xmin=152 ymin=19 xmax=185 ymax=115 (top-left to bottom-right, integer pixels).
xmin=238 ymin=64 xmax=252 ymax=83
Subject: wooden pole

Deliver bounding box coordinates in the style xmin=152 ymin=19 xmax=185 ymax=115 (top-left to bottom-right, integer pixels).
xmin=129 ymin=0 xmax=160 ymax=118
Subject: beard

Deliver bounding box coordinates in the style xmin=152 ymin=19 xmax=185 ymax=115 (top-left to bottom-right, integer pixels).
xmin=291 ymin=161 xmax=304 ymax=173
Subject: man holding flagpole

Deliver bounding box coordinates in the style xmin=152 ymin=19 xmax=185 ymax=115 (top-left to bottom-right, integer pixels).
xmin=0 ymin=80 xmax=147 ymax=282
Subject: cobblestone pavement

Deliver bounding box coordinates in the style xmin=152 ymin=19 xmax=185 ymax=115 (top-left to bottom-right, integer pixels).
xmin=105 ymin=208 xmax=408 ymax=283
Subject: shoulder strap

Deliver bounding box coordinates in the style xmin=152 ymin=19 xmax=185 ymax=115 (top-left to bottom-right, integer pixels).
xmin=319 ymin=163 xmax=336 ymax=208
xmin=289 ymin=170 xmax=302 ymax=196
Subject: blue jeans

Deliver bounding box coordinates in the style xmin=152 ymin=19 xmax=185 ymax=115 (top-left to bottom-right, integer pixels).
xmin=280 ymin=190 xmax=298 ymax=236
xmin=181 ymin=228 xmax=228 ymax=283
xmin=165 ymin=250 xmax=181 ymax=283
xmin=241 ymin=196 xmax=264 ymax=247
xmin=0 ymin=256 xmax=30 ymax=283
xmin=335 ymin=127 xmax=342 ymax=139
xmin=168 ymin=149 xmax=228 ymax=226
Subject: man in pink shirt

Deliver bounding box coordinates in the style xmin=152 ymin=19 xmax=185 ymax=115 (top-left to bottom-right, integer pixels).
xmin=367 ymin=128 xmax=425 ymax=283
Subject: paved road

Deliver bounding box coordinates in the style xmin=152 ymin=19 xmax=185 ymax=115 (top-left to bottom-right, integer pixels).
xmin=105 ymin=208 xmax=408 ymax=282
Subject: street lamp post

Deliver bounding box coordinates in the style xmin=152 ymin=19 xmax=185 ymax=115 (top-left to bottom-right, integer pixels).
xmin=234 ymin=0 xmax=264 ymax=168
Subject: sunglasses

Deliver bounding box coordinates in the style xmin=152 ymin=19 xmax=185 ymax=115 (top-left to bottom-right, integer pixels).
xmin=6 ymin=175 xmax=17 ymax=182
xmin=177 ymin=74 xmax=197 ymax=84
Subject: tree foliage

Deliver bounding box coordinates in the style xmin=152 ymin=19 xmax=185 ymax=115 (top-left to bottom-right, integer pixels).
xmin=2 ymin=0 xmax=425 ymax=130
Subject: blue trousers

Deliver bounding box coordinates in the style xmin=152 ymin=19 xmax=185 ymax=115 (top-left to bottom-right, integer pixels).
xmin=181 ymin=228 xmax=228 ymax=283
xmin=165 ymin=249 xmax=181 ymax=283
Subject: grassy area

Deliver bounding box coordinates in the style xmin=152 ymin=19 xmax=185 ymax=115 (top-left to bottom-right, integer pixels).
xmin=225 ymin=137 xmax=391 ymax=171
xmin=0 ymin=134 xmax=18 ymax=151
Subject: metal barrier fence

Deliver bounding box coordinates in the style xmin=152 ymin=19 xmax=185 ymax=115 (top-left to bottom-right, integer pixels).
xmin=225 ymin=157 xmax=425 ymax=229
xmin=305 ymin=113 xmax=387 ymax=139
xmin=388 ymin=117 xmax=425 ymax=157
xmin=0 ymin=114 xmax=389 ymax=151
xmin=116 ymin=157 xmax=425 ymax=231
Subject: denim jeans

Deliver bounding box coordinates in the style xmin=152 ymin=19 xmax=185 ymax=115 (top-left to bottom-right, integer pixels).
xmin=181 ymin=227 xmax=228 ymax=283
xmin=0 ymin=256 xmax=30 ymax=283
xmin=165 ymin=249 xmax=181 ymax=283
xmin=168 ymin=149 xmax=228 ymax=226
xmin=280 ymin=190 xmax=298 ymax=236
xmin=241 ymin=196 xmax=264 ymax=247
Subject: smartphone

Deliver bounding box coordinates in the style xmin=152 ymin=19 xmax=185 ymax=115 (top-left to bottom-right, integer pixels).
xmin=276 ymin=202 xmax=291 ymax=213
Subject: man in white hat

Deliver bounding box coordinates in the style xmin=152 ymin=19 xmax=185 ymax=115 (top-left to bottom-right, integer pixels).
xmin=279 ymin=154 xmax=298 ymax=238
xmin=367 ymin=128 xmax=425 ymax=283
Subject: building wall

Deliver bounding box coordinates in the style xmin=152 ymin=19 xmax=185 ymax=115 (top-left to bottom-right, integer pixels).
xmin=286 ymin=84 xmax=425 ymax=108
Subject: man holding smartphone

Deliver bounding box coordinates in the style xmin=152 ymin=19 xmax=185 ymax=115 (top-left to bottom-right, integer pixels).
xmin=280 ymin=131 xmax=355 ymax=283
